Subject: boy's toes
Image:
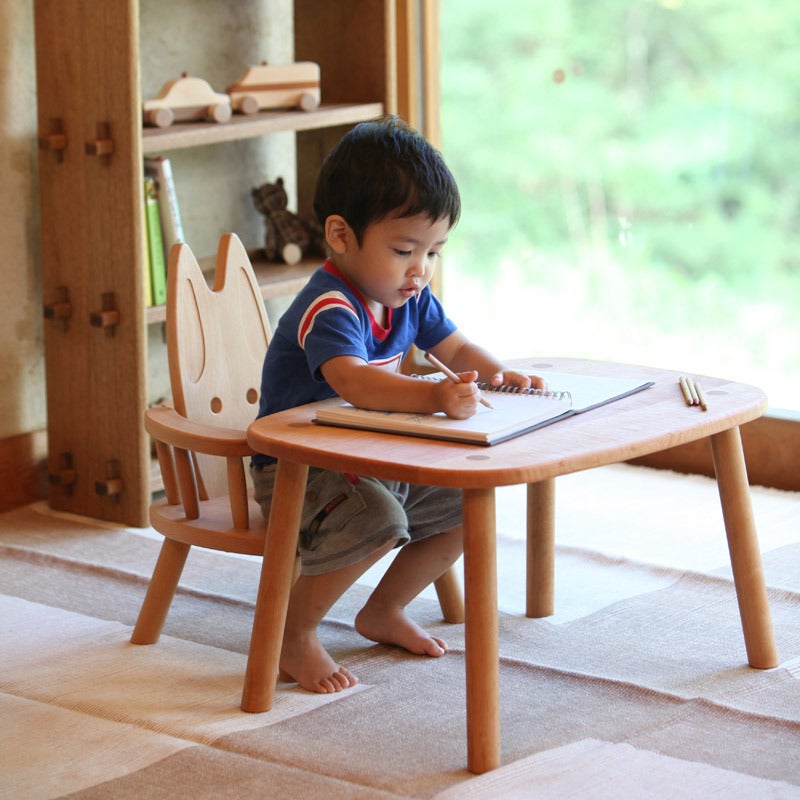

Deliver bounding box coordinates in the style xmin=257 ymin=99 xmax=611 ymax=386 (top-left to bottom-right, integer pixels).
xmin=333 ymin=666 xmax=357 ymax=690
xmin=317 ymin=667 xmax=357 ymax=693
xmin=423 ymin=636 xmax=447 ymax=657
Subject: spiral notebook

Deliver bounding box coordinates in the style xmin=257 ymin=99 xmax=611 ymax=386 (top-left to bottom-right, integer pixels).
xmin=314 ymin=370 xmax=654 ymax=446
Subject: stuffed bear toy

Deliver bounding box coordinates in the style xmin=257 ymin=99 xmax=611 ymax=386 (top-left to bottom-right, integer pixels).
xmin=251 ymin=178 xmax=324 ymax=265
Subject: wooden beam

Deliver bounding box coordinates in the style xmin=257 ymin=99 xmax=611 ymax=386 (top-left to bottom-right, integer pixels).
xmin=0 ymin=431 xmax=48 ymax=512
xmin=395 ymin=0 xmax=418 ymax=127
xmin=420 ymin=0 xmax=441 ymax=146
xmin=630 ymin=411 xmax=800 ymax=491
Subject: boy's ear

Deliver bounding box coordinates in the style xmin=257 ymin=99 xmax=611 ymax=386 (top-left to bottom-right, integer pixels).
xmin=324 ymin=214 xmax=352 ymax=254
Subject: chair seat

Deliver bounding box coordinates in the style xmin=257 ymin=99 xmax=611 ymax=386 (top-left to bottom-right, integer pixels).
xmin=150 ymin=495 xmax=267 ymax=556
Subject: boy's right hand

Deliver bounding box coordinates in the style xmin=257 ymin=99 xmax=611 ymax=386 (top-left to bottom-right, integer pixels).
xmin=435 ymin=370 xmax=481 ymax=419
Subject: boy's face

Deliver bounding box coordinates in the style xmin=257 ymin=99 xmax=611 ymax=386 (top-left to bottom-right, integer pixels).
xmin=335 ymin=212 xmax=451 ymax=317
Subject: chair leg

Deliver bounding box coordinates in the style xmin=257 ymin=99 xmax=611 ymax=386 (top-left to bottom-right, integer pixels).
xmin=130 ymin=538 xmax=191 ymax=645
xmin=434 ymin=565 xmax=465 ymax=623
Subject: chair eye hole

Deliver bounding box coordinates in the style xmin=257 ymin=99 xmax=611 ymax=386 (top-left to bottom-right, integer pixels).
xmin=210 ymin=397 xmax=222 ymax=413
xmin=246 ymin=388 xmax=258 ymax=404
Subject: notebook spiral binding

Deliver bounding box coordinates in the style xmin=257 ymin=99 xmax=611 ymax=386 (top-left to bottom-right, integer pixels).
xmin=475 ymin=382 xmax=572 ymax=402
xmin=412 ymin=373 xmax=571 ymax=402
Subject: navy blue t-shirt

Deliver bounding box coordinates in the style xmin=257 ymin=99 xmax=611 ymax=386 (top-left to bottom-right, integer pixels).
xmin=252 ymin=259 xmax=457 ymax=464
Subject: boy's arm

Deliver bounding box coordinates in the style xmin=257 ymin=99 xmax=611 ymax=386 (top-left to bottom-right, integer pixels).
xmin=429 ymin=331 xmax=546 ymax=390
xmin=320 ymin=354 xmax=482 ymax=419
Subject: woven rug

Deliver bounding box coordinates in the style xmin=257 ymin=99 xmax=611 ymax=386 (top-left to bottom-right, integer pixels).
xmin=1 ymin=464 xmax=799 ymax=799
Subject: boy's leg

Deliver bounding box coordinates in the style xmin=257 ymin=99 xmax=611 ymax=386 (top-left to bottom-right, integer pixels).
xmin=355 ymin=523 xmax=463 ymax=656
xmin=281 ymin=539 xmax=397 ymax=694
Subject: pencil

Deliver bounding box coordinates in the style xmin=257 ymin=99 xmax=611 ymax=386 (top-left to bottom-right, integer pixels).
xmin=679 ymin=376 xmax=694 ymax=406
xmin=686 ymin=378 xmax=700 ymax=406
xmin=693 ymin=380 xmax=709 ymax=411
xmin=423 ymin=351 xmax=494 ymax=409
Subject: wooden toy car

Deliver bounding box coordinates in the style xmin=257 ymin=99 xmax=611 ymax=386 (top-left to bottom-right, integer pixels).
xmin=142 ymin=73 xmax=232 ymax=128
xmin=228 ymin=61 xmax=321 ymax=115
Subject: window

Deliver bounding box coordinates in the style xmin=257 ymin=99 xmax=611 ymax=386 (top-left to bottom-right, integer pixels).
xmin=441 ymin=1 xmax=799 ymax=411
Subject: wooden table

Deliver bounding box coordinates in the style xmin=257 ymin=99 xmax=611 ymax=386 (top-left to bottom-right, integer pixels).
xmin=245 ymin=357 xmax=778 ymax=773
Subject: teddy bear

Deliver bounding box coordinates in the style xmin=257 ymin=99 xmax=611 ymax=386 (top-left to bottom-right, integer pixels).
xmin=251 ymin=178 xmax=324 ymax=265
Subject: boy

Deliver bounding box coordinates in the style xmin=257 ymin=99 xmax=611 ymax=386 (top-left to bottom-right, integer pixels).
xmin=251 ymin=116 xmax=540 ymax=694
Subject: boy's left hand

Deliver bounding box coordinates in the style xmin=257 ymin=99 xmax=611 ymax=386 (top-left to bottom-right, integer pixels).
xmin=489 ymin=370 xmax=546 ymax=391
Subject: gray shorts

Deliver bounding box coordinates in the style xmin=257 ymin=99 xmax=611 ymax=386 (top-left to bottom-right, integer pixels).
xmin=250 ymin=463 xmax=462 ymax=576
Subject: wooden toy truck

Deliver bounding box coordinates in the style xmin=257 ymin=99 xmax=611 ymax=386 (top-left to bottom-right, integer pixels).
xmin=142 ymin=73 xmax=232 ymax=128
xmin=228 ymin=61 xmax=321 ymax=114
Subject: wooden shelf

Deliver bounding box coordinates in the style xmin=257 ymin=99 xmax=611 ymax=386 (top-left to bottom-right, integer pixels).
xmin=34 ymin=0 xmax=398 ymax=526
xmin=142 ymin=103 xmax=384 ymax=153
xmin=145 ymin=255 xmax=318 ymax=324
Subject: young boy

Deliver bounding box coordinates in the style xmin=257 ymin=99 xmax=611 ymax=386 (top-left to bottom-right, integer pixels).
xmin=251 ymin=116 xmax=540 ymax=694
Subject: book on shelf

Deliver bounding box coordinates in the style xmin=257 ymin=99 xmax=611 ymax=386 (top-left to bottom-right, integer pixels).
xmin=144 ymin=176 xmax=167 ymax=306
xmin=144 ymin=155 xmax=185 ymax=263
xmin=142 ymin=210 xmax=153 ymax=306
xmin=314 ymin=370 xmax=655 ymax=446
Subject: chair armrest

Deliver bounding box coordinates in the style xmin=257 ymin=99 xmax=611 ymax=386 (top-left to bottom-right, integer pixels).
xmin=145 ymin=405 xmax=255 ymax=458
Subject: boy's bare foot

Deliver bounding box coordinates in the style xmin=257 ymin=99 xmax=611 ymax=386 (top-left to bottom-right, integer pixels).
xmin=354 ymin=603 xmax=447 ymax=657
xmin=280 ymin=630 xmax=357 ymax=694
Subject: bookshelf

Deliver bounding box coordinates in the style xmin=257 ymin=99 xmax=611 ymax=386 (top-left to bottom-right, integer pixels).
xmin=34 ymin=0 xmax=402 ymax=525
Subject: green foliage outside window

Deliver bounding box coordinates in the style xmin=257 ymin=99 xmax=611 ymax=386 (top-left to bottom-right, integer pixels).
xmin=441 ymin=0 xmax=799 ymax=407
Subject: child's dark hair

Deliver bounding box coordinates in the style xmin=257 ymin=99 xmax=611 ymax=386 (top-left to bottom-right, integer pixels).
xmin=313 ymin=116 xmax=461 ymax=244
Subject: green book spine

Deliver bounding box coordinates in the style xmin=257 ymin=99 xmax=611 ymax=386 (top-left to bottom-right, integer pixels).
xmin=144 ymin=156 xmax=184 ymax=262
xmin=141 ymin=194 xmax=153 ymax=306
xmin=144 ymin=176 xmax=167 ymax=306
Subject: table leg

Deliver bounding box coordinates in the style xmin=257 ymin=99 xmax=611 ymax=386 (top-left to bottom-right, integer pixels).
xmin=709 ymin=427 xmax=778 ymax=669
xmin=463 ymin=486 xmax=500 ymax=773
xmin=526 ymin=478 xmax=556 ymax=618
xmin=241 ymin=459 xmax=309 ymax=712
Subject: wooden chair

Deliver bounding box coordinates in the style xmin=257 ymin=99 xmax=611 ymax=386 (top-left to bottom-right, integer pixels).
xmin=131 ymin=233 xmax=464 ymax=708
